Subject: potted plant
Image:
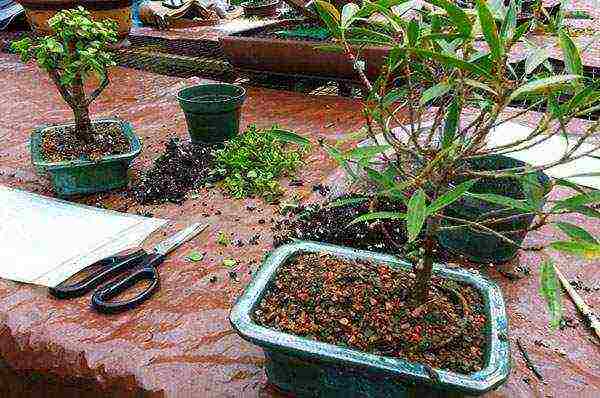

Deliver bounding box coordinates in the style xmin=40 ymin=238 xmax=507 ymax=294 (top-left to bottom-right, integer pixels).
xmin=241 ymin=0 xmax=280 ymax=17
xmin=231 ymin=0 xmax=600 ymax=396
xmin=12 ymin=7 xmax=141 ymax=197
xmin=16 ymin=0 xmax=133 ymax=42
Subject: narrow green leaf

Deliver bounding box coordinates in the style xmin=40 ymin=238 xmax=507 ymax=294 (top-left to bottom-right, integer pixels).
xmin=552 ymin=190 xmax=600 ymax=210
xmin=419 ymin=82 xmax=452 ymax=105
xmin=347 ymin=145 xmax=392 ymax=161
xmin=476 ymin=0 xmax=504 ymax=62
xmin=558 ymin=28 xmax=583 ymax=76
xmin=406 ymin=189 xmax=427 ymax=242
xmin=428 ymin=179 xmax=478 ymax=215
xmin=463 ymin=78 xmax=498 ymax=95
xmin=442 ymin=97 xmax=460 ymax=149
xmin=382 ymin=88 xmax=408 ymax=106
xmin=500 ymin=0 xmax=517 ymax=43
xmin=409 ymin=48 xmax=495 ymax=80
xmin=314 ymin=0 xmax=341 ymax=37
xmin=268 ymin=129 xmax=311 ymax=149
xmin=550 ymin=241 xmax=600 ymax=259
xmin=469 ymin=193 xmax=533 ymax=212
xmin=509 ymin=75 xmax=582 ymax=101
xmin=539 ymin=259 xmax=563 ymax=329
xmin=426 ymin=0 xmax=472 ymax=37
xmin=511 ymin=21 xmax=531 ymax=44
xmin=554 ymin=222 xmax=598 ymax=244
xmin=524 ymin=46 xmax=549 ymax=75
xmin=407 ymin=19 xmax=420 ymax=46
xmin=349 ymin=211 xmax=406 ymax=225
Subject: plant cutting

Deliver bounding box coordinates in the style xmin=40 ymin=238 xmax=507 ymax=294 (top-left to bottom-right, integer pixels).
xmin=232 ymin=0 xmax=600 ymax=396
xmin=12 ymin=7 xmax=141 ymax=196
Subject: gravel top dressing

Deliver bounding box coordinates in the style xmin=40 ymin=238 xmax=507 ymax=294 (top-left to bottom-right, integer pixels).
xmin=253 ymin=252 xmax=488 ymax=375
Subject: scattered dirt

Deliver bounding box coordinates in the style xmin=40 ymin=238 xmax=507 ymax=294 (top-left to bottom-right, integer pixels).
xmin=273 ymin=195 xmax=410 ymax=254
xmin=253 ymin=253 xmax=488 ymax=375
xmin=133 ymin=138 xmax=218 ymax=204
xmin=41 ymin=121 xmax=130 ymax=162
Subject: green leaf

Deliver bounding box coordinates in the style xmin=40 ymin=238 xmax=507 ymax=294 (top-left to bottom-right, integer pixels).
xmin=407 ymin=19 xmax=420 ymax=46
xmin=314 ymin=0 xmax=342 ymax=37
xmin=382 ymin=88 xmax=408 ymax=106
xmin=509 ymin=75 xmax=582 ymax=101
xmin=349 ymin=211 xmax=406 ymax=225
xmin=268 ymin=129 xmax=311 ymax=149
xmin=185 ymin=251 xmax=204 ymax=262
xmin=552 ymin=190 xmax=600 ymax=210
xmin=539 ymin=259 xmax=563 ymax=329
xmin=428 ymin=179 xmax=478 ymax=215
xmin=554 ymin=222 xmax=598 ymax=244
xmin=406 ymin=189 xmax=427 ymax=242
xmin=468 ymin=193 xmax=533 ymax=212
xmin=347 ymin=145 xmax=392 ymax=161
xmin=550 ymin=241 xmax=600 ymax=259
xmin=341 ymin=3 xmax=360 ymax=28
xmin=558 ymin=28 xmax=583 ymax=76
xmin=426 ymin=0 xmax=472 ymax=37
xmin=223 ymin=258 xmax=237 ymax=268
xmin=500 ymin=0 xmax=517 ymax=43
xmin=326 ymin=196 xmax=368 ymax=209
xmin=476 ymin=0 xmax=504 ymax=62
xmin=442 ymin=97 xmax=460 ymax=149
xmin=511 ymin=20 xmax=531 ymax=44
xmin=408 ymin=48 xmax=495 ymax=80
xmin=463 ymin=78 xmax=497 ymax=95
xmin=419 ymin=82 xmax=452 ymax=105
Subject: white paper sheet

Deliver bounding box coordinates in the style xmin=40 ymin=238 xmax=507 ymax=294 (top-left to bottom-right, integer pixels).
xmin=0 ymin=186 xmax=167 ymax=287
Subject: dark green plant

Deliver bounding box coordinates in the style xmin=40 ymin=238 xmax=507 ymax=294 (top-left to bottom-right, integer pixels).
xmin=215 ymin=125 xmax=310 ymax=202
xmin=316 ymin=0 xmax=600 ymax=327
xmin=11 ymin=7 xmax=118 ymax=143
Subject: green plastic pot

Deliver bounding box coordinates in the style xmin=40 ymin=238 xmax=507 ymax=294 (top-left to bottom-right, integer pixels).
xmin=177 ymin=83 xmax=246 ymax=144
xmin=231 ymin=241 xmax=510 ymax=397
xmin=30 ymin=118 xmax=142 ymax=197
xmin=438 ymin=155 xmax=551 ymax=264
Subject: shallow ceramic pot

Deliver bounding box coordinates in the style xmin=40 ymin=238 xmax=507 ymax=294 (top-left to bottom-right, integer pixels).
xmin=30 ymin=117 xmax=141 ymax=197
xmin=15 ymin=0 xmax=132 ymax=40
xmin=230 ymin=241 xmax=511 ymax=397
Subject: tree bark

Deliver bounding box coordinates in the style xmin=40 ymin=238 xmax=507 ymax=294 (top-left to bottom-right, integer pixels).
xmin=413 ymin=217 xmax=441 ymax=303
xmin=70 ymin=74 xmax=94 ymax=144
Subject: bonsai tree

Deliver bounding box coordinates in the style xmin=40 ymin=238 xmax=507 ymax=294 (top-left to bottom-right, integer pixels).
xmin=11 ymin=7 xmax=118 ymax=144
xmin=315 ymin=0 xmax=600 ymax=327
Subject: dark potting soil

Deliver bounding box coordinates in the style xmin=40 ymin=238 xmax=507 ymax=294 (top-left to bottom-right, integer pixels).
xmin=273 ymin=195 xmax=410 ymax=255
xmin=239 ymin=22 xmax=332 ymax=42
xmin=134 ymin=138 xmax=219 ymax=204
xmin=253 ymin=253 xmax=488 ymax=374
xmin=41 ymin=121 xmax=130 ymax=162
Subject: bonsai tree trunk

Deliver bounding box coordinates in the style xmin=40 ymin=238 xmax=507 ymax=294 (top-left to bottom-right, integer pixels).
xmin=413 ymin=217 xmax=441 ymax=303
xmin=70 ymin=74 xmax=94 ymax=144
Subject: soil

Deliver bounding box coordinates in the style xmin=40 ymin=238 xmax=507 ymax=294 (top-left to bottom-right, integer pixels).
xmin=253 ymin=253 xmax=488 ymax=375
xmin=133 ymin=138 xmax=219 ymax=204
xmin=41 ymin=121 xmax=130 ymax=162
xmin=272 ymin=195 xmax=410 ymax=254
xmin=239 ymin=22 xmax=333 ymax=42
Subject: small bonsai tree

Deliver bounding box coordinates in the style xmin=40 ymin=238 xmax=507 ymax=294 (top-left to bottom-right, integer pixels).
xmin=316 ymin=0 xmax=600 ymax=327
xmin=11 ymin=7 xmax=118 ymax=143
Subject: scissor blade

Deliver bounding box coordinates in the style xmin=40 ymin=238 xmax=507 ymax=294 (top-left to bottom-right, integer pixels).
xmin=153 ymin=223 xmax=208 ymax=256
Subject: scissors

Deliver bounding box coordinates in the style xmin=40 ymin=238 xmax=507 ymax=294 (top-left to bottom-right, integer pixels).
xmin=49 ymin=223 xmax=208 ymax=314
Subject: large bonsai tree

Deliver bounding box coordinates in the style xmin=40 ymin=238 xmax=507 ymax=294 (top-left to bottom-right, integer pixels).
xmin=316 ymin=0 xmax=600 ymax=327
xmin=12 ymin=7 xmax=118 ymax=143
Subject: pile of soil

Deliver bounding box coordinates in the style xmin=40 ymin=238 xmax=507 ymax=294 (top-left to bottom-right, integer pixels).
xmin=272 ymin=195 xmax=410 ymax=255
xmin=41 ymin=121 xmax=130 ymax=162
xmin=241 ymin=22 xmax=332 ymax=42
xmin=134 ymin=138 xmax=218 ymax=204
xmin=253 ymin=253 xmax=487 ymax=374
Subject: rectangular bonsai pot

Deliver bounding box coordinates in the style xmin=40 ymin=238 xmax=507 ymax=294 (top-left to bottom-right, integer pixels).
xmin=230 ymin=241 xmax=510 ymax=397
xmin=220 ymin=21 xmax=390 ymax=81
xmin=30 ymin=117 xmax=142 ymax=197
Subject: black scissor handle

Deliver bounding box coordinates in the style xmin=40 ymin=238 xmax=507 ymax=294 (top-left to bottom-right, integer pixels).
xmin=49 ymin=248 xmax=147 ymax=299
xmin=91 ymin=253 xmax=165 ymax=314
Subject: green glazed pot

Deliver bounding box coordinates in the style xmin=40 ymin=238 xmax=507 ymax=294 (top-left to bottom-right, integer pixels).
xmin=230 ymin=241 xmax=511 ymax=397
xmin=30 ymin=118 xmax=142 ymax=197
xmin=177 ymin=83 xmax=246 ymax=144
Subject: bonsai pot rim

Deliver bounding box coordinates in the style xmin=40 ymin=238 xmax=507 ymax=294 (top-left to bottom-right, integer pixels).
xmin=31 ymin=117 xmax=141 ymax=171
xmin=176 ymin=83 xmax=246 ymax=109
xmin=230 ymin=240 xmax=511 ymax=396
xmin=241 ymin=0 xmax=279 ymax=8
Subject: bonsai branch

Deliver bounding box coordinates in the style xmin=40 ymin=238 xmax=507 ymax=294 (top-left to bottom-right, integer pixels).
xmin=85 ymin=75 xmax=110 ymax=106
